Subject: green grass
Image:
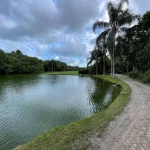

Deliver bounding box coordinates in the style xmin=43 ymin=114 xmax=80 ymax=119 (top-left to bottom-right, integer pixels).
xmin=14 ymin=75 xmax=131 ymax=150
xmin=42 ymin=71 xmax=78 ymax=75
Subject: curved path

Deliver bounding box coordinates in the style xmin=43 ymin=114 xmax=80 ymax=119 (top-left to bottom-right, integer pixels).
xmin=88 ymin=74 xmax=150 ymax=150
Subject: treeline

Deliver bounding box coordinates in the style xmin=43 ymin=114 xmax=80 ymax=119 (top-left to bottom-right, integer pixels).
xmin=83 ymin=3 xmax=150 ymax=83
xmin=115 ymin=11 xmax=150 ymax=74
xmin=43 ymin=60 xmax=79 ymax=72
xmin=0 ymin=49 xmax=78 ymax=75
xmin=115 ymin=10 xmax=150 ymax=83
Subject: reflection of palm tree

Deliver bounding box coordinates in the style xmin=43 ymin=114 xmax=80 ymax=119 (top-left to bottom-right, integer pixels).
xmin=89 ymin=78 xmax=111 ymax=112
xmin=93 ymin=0 xmax=140 ymax=77
xmin=50 ymin=75 xmax=59 ymax=84
xmin=87 ymin=46 xmax=103 ymax=75
xmin=102 ymin=86 xmax=114 ymax=105
xmin=89 ymin=78 xmax=121 ymax=113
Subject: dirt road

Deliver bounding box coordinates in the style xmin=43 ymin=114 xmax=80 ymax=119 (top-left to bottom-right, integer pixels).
xmin=88 ymin=75 xmax=150 ymax=150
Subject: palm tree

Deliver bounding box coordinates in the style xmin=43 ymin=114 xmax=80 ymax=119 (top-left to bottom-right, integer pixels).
xmin=96 ymin=35 xmax=107 ymax=75
xmin=93 ymin=0 xmax=140 ymax=77
xmin=106 ymin=31 xmax=113 ymax=76
xmin=87 ymin=46 xmax=103 ymax=75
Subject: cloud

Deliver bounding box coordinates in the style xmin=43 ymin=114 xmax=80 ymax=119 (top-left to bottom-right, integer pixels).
xmin=55 ymin=0 xmax=103 ymax=33
xmin=50 ymin=35 xmax=87 ymax=57
xmin=130 ymin=0 xmax=150 ymax=14
xmin=0 ymin=0 xmax=59 ymax=41
xmin=0 ymin=0 xmax=149 ymax=67
xmin=0 ymin=0 xmax=103 ymax=41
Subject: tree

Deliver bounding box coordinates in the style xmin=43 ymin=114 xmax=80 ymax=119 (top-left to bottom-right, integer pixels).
xmin=16 ymin=50 xmax=23 ymax=55
xmin=96 ymin=33 xmax=108 ymax=75
xmin=43 ymin=60 xmax=69 ymax=72
xmin=93 ymin=0 xmax=140 ymax=77
xmin=0 ymin=49 xmax=6 ymax=74
xmin=142 ymin=11 xmax=150 ymax=31
xmin=106 ymin=31 xmax=114 ymax=75
xmin=87 ymin=46 xmax=103 ymax=75
xmin=121 ymin=19 xmax=149 ymax=72
xmin=0 ymin=49 xmax=80 ymax=75
xmin=135 ymin=29 xmax=150 ymax=72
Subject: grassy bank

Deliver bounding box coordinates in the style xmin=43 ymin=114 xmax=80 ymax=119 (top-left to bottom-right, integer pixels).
xmin=14 ymin=74 xmax=131 ymax=150
xmin=43 ymin=71 xmax=78 ymax=75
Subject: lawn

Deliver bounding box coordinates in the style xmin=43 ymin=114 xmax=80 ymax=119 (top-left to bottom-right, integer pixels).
xmin=43 ymin=71 xmax=78 ymax=75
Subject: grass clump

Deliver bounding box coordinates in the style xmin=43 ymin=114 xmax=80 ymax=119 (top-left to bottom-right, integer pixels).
xmin=14 ymin=75 xmax=131 ymax=150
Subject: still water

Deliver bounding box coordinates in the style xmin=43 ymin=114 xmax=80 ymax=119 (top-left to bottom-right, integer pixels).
xmin=0 ymin=74 xmax=121 ymax=150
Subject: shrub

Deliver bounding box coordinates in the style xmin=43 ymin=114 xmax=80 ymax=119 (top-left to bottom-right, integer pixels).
xmin=129 ymin=71 xmax=140 ymax=79
xmin=129 ymin=70 xmax=150 ymax=84
xmin=141 ymin=70 xmax=150 ymax=83
xmin=115 ymin=68 xmax=122 ymax=74
xmin=78 ymin=69 xmax=89 ymax=74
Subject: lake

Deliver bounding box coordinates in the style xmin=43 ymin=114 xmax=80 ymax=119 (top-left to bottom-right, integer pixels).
xmin=0 ymin=74 xmax=121 ymax=150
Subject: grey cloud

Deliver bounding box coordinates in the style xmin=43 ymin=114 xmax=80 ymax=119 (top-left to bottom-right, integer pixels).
xmin=0 ymin=0 xmax=102 ymax=39
xmin=57 ymin=56 xmax=87 ymax=67
xmin=0 ymin=0 xmax=60 ymax=40
xmin=130 ymin=0 xmax=150 ymax=14
xmin=0 ymin=0 xmax=13 ymax=18
xmin=0 ymin=0 xmax=149 ymax=67
xmin=0 ymin=0 xmax=105 ymax=42
xmin=50 ymin=34 xmax=89 ymax=57
xmin=55 ymin=0 xmax=104 ymax=33
xmin=90 ymin=38 xmax=96 ymax=45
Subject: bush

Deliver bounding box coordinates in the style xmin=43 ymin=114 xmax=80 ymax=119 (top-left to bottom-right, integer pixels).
xmin=141 ymin=70 xmax=150 ymax=83
xmin=129 ymin=70 xmax=150 ymax=84
xmin=129 ymin=71 xmax=140 ymax=79
xmin=78 ymin=69 xmax=89 ymax=74
xmin=115 ymin=68 xmax=122 ymax=74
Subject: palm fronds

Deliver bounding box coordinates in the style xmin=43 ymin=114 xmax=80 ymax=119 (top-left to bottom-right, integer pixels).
xmin=93 ymin=21 xmax=110 ymax=32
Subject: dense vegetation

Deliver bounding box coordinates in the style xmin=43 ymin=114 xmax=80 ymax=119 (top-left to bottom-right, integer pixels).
xmin=114 ymin=11 xmax=150 ymax=83
xmin=82 ymin=1 xmax=150 ymax=83
xmin=92 ymin=0 xmax=140 ymax=77
xmin=0 ymin=50 xmax=79 ymax=75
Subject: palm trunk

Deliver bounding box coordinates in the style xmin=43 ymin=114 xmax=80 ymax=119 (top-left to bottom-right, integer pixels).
xmin=126 ymin=61 xmax=129 ymax=73
xmin=112 ymin=30 xmax=116 ymax=78
xmin=112 ymin=50 xmax=115 ymax=77
xmin=96 ymin=59 xmax=98 ymax=75
xmin=111 ymin=56 xmax=113 ymax=76
xmin=52 ymin=63 xmax=53 ymax=72
xmin=103 ymin=50 xmax=106 ymax=75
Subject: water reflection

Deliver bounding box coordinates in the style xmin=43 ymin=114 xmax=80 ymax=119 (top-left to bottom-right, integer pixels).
xmin=89 ymin=78 xmax=121 ymax=113
xmin=0 ymin=75 xmax=121 ymax=150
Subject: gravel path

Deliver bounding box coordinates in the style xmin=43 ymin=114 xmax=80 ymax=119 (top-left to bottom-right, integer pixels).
xmin=87 ymin=75 xmax=150 ymax=150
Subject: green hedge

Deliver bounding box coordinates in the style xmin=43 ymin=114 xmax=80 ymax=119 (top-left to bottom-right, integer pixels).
xmin=78 ymin=69 xmax=89 ymax=74
xmin=129 ymin=71 xmax=140 ymax=79
xmin=129 ymin=70 xmax=150 ymax=83
xmin=141 ymin=70 xmax=150 ymax=83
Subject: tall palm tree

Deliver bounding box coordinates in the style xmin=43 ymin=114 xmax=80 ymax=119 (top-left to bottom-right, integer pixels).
xmin=87 ymin=46 xmax=103 ymax=75
xmin=93 ymin=0 xmax=140 ymax=77
xmin=96 ymin=35 xmax=107 ymax=75
xmin=106 ymin=31 xmax=113 ymax=76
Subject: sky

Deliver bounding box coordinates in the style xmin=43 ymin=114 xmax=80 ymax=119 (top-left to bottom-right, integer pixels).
xmin=0 ymin=0 xmax=150 ymax=67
